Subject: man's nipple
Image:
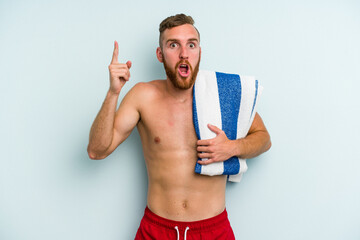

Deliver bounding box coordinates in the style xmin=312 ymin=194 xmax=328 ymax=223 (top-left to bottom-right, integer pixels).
xmin=154 ymin=136 xmax=161 ymax=144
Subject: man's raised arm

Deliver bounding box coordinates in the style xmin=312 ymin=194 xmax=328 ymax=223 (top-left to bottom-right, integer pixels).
xmin=87 ymin=41 xmax=139 ymax=160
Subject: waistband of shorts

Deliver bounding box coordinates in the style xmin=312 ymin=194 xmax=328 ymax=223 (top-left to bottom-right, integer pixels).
xmin=142 ymin=206 xmax=229 ymax=231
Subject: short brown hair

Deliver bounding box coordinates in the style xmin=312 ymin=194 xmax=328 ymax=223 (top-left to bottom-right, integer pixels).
xmin=159 ymin=13 xmax=200 ymax=48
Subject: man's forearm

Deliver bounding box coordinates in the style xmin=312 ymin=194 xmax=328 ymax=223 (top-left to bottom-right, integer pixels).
xmin=87 ymin=90 xmax=119 ymax=157
xmin=196 ymin=119 xmax=271 ymax=165
xmin=232 ymin=130 xmax=271 ymax=159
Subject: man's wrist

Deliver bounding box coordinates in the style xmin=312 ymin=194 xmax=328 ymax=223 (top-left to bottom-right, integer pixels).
xmin=230 ymin=138 xmax=244 ymax=158
xmin=107 ymin=88 xmax=120 ymax=99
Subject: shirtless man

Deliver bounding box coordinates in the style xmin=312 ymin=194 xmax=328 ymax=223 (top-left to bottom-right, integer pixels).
xmin=87 ymin=14 xmax=271 ymax=239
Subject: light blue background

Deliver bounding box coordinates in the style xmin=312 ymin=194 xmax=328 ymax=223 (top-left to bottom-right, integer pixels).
xmin=1 ymin=0 xmax=359 ymax=239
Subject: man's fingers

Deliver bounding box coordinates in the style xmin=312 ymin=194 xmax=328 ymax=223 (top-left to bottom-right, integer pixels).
xmin=109 ymin=63 xmax=130 ymax=69
xmin=111 ymin=40 xmax=119 ymax=64
xmin=208 ymin=124 xmax=222 ymax=135
xmin=197 ymin=146 xmax=209 ymax=152
xmin=110 ymin=69 xmax=130 ymax=81
xmin=198 ymin=152 xmax=212 ymax=159
xmin=197 ymin=139 xmax=210 ymax=146
xmin=197 ymin=159 xmax=214 ymax=165
xmin=126 ymin=60 xmax=132 ymax=69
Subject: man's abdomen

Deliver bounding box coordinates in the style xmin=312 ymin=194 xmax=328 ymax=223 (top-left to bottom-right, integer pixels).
xmin=146 ymin=163 xmax=227 ymax=222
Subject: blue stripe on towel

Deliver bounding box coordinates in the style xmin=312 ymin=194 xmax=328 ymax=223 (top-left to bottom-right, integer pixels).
xmin=192 ymin=87 xmax=202 ymax=174
xmin=216 ymin=72 xmax=241 ymax=175
xmin=250 ymin=79 xmax=258 ymax=121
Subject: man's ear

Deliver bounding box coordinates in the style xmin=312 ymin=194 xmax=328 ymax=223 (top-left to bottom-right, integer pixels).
xmin=156 ymin=47 xmax=163 ymax=63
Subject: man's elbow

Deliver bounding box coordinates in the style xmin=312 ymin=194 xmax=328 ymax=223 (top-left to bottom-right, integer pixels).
xmin=87 ymin=146 xmax=107 ymax=160
xmin=264 ymin=133 xmax=272 ymax=152
xmin=265 ymin=139 xmax=272 ymax=152
xmin=88 ymin=152 xmax=104 ymax=160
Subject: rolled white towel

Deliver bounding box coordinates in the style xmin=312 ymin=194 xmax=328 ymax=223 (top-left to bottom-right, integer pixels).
xmin=193 ymin=70 xmax=263 ymax=182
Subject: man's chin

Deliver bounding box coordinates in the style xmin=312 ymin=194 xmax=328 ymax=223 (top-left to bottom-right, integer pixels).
xmin=173 ymin=75 xmax=193 ymax=90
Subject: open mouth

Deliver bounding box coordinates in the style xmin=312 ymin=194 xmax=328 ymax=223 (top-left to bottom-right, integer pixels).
xmin=178 ymin=63 xmax=190 ymax=77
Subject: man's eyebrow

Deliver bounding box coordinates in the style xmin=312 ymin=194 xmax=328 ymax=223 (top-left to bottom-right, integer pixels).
xmin=188 ymin=38 xmax=199 ymax=42
xmin=166 ymin=39 xmax=179 ymax=44
xmin=166 ymin=38 xmax=199 ymax=44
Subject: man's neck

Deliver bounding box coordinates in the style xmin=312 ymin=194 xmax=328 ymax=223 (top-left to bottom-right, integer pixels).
xmin=165 ymin=79 xmax=194 ymax=103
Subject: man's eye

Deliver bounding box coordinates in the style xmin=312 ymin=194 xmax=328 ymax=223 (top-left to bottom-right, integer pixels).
xmin=170 ymin=43 xmax=177 ymax=48
xmin=189 ymin=43 xmax=195 ymax=48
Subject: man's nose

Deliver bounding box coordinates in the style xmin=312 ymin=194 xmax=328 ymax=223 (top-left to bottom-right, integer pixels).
xmin=179 ymin=46 xmax=188 ymax=59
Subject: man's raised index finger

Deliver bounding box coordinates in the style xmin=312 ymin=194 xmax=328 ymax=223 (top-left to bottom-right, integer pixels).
xmin=111 ymin=40 xmax=119 ymax=63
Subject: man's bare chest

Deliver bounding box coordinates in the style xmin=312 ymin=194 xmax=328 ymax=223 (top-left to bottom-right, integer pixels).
xmin=138 ymin=99 xmax=197 ymax=149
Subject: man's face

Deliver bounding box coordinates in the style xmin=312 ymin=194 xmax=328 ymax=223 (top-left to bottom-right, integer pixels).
xmin=157 ymin=24 xmax=201 ymax=90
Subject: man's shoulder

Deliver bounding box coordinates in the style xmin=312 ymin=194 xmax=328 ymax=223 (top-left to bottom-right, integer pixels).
xmin=129 ymin=80 xmax=166 ymax=97
xmin=133 ymin=79 xmax=165 ymax=88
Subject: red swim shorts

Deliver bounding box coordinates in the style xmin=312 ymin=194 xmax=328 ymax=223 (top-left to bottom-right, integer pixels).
xmin=135 ymin=207 xmax=235 ymax=240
